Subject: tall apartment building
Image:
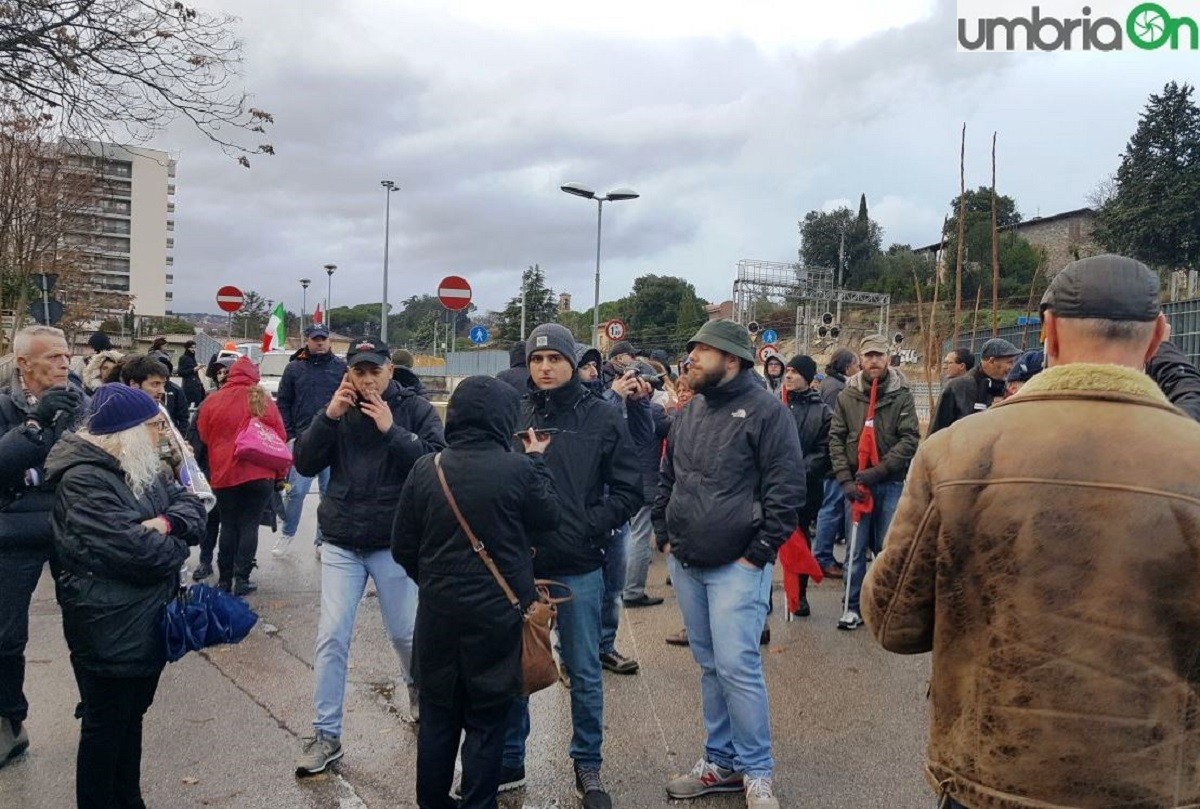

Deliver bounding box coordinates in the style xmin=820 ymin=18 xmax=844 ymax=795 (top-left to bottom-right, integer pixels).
xmin=62 ymin=140 xmax=176 ymax=318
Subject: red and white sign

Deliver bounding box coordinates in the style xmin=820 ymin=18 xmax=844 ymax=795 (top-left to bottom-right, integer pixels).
xmin=437 ymin=276 xmax=472 ymax=311
xmin=604 ymin=319 xmax=627 ymax=341
xmin=759 ymin=344 xmax=779 ymax=363
xmin=216 ymin=285 xmax=244 ymax=313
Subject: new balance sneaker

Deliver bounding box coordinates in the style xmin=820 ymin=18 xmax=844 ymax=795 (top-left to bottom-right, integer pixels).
xmin=744 ymin=775 xmax=780 ymax=808
xmin=666 ymin=759 xmax=744 ymax=799
xmin=1 ymin=719 xmax=29 ymax=769
xmin=271 ymin=533 xmax=295 ymax=558
xmin=837 ymin=610 xmax=864 ymax=631
xmin=497 ymin=765 xmax=526 ymax=792
xmin=574 ymin=763 xmax=612 ymax=809
xmin=294 ymin=731 xmax=342 ymax=776
xmin=599 ymin=650 xmax=639 ymax=675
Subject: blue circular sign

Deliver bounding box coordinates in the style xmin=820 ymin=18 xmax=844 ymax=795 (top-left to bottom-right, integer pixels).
xmin=469 ymin=325 xmax=490 ymax=345
xmin=761 ymin=329 xmax=778 ymax=344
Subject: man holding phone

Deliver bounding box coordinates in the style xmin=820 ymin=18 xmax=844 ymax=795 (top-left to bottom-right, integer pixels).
xmin=292 ymin=338 xmax=445 ymax=777
xmin=501 ymin=323 xmax=642 ymax=809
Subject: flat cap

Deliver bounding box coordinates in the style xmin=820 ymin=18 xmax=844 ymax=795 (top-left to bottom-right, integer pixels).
xmin=980 ymin=338 xmax=1022 ymax=359
xmin=1040 ymin=254 xmax=1161 ymax=321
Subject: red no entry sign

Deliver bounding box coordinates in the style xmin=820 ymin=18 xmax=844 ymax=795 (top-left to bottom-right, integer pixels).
xmin=216 ymin=285 xmax=244 ymax=313
xmin=438 ymin=275 xmax=472 ymax=311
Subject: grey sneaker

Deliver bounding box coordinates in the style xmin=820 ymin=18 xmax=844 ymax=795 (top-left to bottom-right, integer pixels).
xmin=271 ymin=533 xmax=295 ymax=557
xmin=574 ymin=763 xmax=612 ymax=809
xmin=666 ymin=759 xmax=743 ymax=798
xmin=1 ymin=719 xmax=29 ymax=768
xmin=294 ymin=731 xmax=343 ymax=776
xmin=407 ymin=684 xmax=420 ymax=723
xmin=744 ymin=775 xmax=780 ymax=808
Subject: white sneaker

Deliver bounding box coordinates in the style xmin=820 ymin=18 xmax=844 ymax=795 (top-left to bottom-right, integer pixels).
xmin=271 ymin=534 xmax=295 ymax=557
xmin=837 ymin=610 xmax=864 ymax=631
xmin=744 ymin=776 xmax=780 ymax=808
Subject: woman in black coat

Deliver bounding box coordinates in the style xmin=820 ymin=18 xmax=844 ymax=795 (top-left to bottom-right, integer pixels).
xmin=177 ymin=340 xmax=206 ymax=407
xmin=44 ymin=384 xmax=206 ymax=809
xmin=392 ymin=375 xmax=559 ymax=809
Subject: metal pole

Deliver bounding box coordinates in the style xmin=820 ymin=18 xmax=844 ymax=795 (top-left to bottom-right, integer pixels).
xmin=40 ymin=275 xmax=49 ymax=325
xmin=520 ymin=283 xmax=527 ymax=341
xmin=592 ymin=199 xmax=604 ymax=348
xmin=381 ymin=182 xmax=396 ymax=343
xmin=327 ymin=274 xmax=333 ymax=331
xmin=301 ymin=287 xmax=308 ymax=327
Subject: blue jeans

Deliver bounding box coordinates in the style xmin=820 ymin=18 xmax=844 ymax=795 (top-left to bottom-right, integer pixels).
xmin=669 ymin=555 xmax=774 ymax=779
xmin=600 ymin=530 xmax=626 ymax=655
xmin=0 ymin=550 xmax=49 ymax=724
xmin=813 ymin=478 xmax=845 ymax=568
xmin=281 ymin=464 xmax=330 ymax=540
xmin=621 ymin=504 xmax=655 ymax=600
xmin=313 ymin=543 xmax=418 ymax=737
xmin=843 ymin=480 xmax=904 ymax=614
xmin=503 ymin=568 xmax=604 ymax=770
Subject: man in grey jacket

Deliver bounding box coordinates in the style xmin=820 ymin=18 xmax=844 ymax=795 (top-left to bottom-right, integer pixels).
xmin=653 ymin=320 xmax=804 ymax=809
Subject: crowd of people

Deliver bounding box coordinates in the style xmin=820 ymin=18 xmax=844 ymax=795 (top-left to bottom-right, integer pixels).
xmin=1 ymin=253 xmax=1200 ymax=809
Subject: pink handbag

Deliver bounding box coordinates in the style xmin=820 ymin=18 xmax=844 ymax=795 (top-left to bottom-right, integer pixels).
xmin=233 ymin=417 xmax=292 ymax=474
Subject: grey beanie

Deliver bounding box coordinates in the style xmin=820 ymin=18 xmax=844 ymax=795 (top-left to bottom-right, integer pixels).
xmin=525 ymin=324 xmax=578 ymax=369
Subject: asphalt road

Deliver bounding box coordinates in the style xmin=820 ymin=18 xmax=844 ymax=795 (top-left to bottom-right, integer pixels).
xmin=0 ymin=494 xmax=935 ymax=808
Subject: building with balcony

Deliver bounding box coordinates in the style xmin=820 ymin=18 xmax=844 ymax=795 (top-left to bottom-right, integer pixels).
xmin=62 ymin=140 xmax=176 ymax=318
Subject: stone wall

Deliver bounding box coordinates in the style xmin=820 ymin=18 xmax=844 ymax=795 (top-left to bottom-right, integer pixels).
xmin=1012 ymin=211 xmax=1100 ymax=274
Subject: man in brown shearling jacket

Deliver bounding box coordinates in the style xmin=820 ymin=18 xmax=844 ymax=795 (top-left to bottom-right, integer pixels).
xmin=863 ymin=254 xmax=1200 ymax=809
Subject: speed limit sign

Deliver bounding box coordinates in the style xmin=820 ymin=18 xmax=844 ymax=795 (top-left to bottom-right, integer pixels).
xmin=605 ymin=319 xmax=627 ymax=341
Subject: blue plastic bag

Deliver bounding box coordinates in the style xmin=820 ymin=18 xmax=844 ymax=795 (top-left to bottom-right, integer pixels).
xmin=164 ymin=583 xmax=258 ymax=663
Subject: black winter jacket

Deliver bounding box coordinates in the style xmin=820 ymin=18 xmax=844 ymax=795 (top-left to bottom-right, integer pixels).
xmin=0 ymin=382 xmax=89 ymax=552
xmin=927 ymin=366 xmax=1005 ymax=435
xmin=518 ymin=376 xmax=642 ymax=576
xmin=785 ymin=388 xmax=831 ymax=480
xmin=164 ymin=380 xmax=190 ymax=433
xmin=654 ymin=369 xmax=805 ymax=569
xmin=1148 ymin=340 xmax=1200 ymax=423
xmin=392 ymin=376 xmax=559 ymax=710
xmin=45 ymin=434 xmax=206 ymax=676
xmin=496 ymin=344 xmax=529 ymax=391
xmin=294 ymin=379 xmax=445 ymax=550
xmin=819 ymin=372 xmax=847 ymax=412
xmin=277 ymin=351 xmax=348 ymax=440
xmin=392 ymin=366 xmax=429 ymax=399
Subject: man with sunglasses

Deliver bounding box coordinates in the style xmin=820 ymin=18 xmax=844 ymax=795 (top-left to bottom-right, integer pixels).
xmin=274 ymin=324 xmax=346 ymax=557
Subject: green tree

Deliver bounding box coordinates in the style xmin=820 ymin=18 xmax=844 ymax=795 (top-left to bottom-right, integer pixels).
xmin=388 ymin=294 xmax=473 ymax=350
xmin=1095 ymin=81 xmax=1200 ymax=271
xmin=624 ymin=274 xmax=708 ymax=351
xmin=798 ymin=199 xmax=882 ymax=288
xmin=231 ymin=290 xmax=270 ymax=338
xmin=940 ymin=188 xmax=1042 ymax=304
xmin=494 ymin=265 xmax=557 ymax=342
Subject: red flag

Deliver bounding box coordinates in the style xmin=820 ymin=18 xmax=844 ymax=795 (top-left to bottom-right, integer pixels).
xmin=312 ymin=304 xmax=323 ymax=325
xmin=852 ymin=378 xmax=882 ymax=524
xmin=779 ymin=527 xmax=823 ymax=614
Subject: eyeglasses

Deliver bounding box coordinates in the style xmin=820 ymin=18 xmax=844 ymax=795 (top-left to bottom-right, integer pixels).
xmin=147 ymin=418 xmax=170 ymax=431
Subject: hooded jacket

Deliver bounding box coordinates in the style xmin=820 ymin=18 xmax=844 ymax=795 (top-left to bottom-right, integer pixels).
xmin=927 ymin=365 xmax=1006 ymax=435
xmin=0 ymin=380 xmax=89 ymax=551
xmin=45 ymin=433 xmax=206 ymax=676
xmin=654 ymin=368 xmax=806 ymax=569
xmin=196 ymin=358 xmax=288 ymax=489
xmin=295 ymin=378 xmax=446 ymax=551
xmin=277 ymin=348 xmax=347 ymax=440
xmin=829 ymin=367 xmax=920 ymax=485
xmin=391 ymin=365 xmax=429 ymax=399
xmin=519 ymin=375 xmax=642 ymax=576
xmin=496 ymin=343 xmax=529 ymax=391
xmin=863 ymin=363 xmax=1200 ymax=809
xmin=785 ymin=387 xmax=831 ymax=482
xmin=392 ymin=376 xmax=559 ymax=709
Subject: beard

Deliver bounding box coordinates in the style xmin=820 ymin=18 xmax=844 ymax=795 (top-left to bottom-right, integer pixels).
xmin=687 ymin=363 xmax=727 ymax=394
xmin=83 ymin=424 xmax=165 ymax=498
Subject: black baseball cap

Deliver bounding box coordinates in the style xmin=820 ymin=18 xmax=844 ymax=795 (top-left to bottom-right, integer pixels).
xmin=304 ymin=324 xmax=330 ymax=338
xmin=1040 ymin=254 xmax=1161 ymax=321
xmin=346 ymin=338 xmax=390 ymax=367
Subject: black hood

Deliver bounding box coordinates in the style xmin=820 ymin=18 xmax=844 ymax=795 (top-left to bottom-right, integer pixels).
xmin=446 ymin=375 xmax=520 ymax=449
xmin=509 ymin=341 xmax=527 ymax=368
xmin=392 ymin=365 xmax=426 ymax=392
xmin=44 ymin=432 xmax=123 ymax=485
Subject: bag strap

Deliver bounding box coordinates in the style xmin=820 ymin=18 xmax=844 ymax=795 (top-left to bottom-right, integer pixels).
xmin=434 ymin=453 xmax=522 ymax=611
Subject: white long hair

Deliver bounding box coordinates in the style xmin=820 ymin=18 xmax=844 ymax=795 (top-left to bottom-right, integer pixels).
xmin=79 ymin=422 xmax=164 ymax=498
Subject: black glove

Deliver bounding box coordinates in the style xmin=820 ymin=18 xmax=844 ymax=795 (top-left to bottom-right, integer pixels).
xmin=855 ymin=465 xmax=889 ymax=487
xmin=840 ymin=481 xmax=865 ymax=502
xmin=33 ymin=388 xmax=81 ymax=428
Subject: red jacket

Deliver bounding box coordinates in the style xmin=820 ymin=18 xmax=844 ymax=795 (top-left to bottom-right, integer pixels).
xmin=197 ymin=358 xmax=288 ymax=490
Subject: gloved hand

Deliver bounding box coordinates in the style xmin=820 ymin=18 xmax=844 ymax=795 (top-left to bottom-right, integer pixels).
xmin=840 ymin=481 xmax=865 ymax=502
xmin=33 ymin=388 xmax=81 ymax=428
xmin=855 ymin=465 xmax=888 ymax=487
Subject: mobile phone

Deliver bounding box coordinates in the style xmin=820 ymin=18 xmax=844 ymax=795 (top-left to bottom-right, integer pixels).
xmin=513 ymin=427 xmax=561 ymax=439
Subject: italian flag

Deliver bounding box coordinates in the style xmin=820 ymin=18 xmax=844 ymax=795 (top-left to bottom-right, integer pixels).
xmin=262 ymin=302 xmax=286 ymax=353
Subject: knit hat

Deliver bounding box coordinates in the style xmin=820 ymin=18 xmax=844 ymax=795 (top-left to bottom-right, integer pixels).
xmin=87 ymin=331 xmax=112 ymax=352
xmin=608 ymin=341 xmax=635 ymax=360
xmin=686 ymin=320 xmax=755 ymax=363
xmin=391 ymin=348 xmax=415 ymax=368
xmin=88 ymin=384 xmax=160 ymax=435
xmin=526 ymin=324 xmax=578 ymax=369
xmin=787 ymin=355 xmax=818 ymax=383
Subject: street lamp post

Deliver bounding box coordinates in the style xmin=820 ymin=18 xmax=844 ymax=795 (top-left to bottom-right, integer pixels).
xmin=324 ymin=264 xmax=336 ymax=331
xmin=380 ymin=180 xmax=398 ymax=343
xmin=560 ymin=182 xmax=639 ymax=347
xmin=299 ymin=278 xmax=311 ymax=336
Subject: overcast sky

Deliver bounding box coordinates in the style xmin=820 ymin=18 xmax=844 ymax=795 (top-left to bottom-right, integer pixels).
xmin=163 ymin=0 xmax=1198 ymax=321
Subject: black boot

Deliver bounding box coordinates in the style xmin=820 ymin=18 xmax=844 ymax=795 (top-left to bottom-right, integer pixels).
xmin=232 ymin=578 xmax=257 ymax=596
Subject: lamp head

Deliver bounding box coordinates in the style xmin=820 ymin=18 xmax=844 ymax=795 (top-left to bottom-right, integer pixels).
xmin=603 ymin=187 xmax=639 ymax=202
xmin=560 ymin=182 xmax=596 ymax=200
xmin=381 ymin=180 xmax=396 ymax=191
xmin=300 ymin=278 xmax=311 ymax=289
xmin=324 ymin=264 xmax=337 ymax=275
